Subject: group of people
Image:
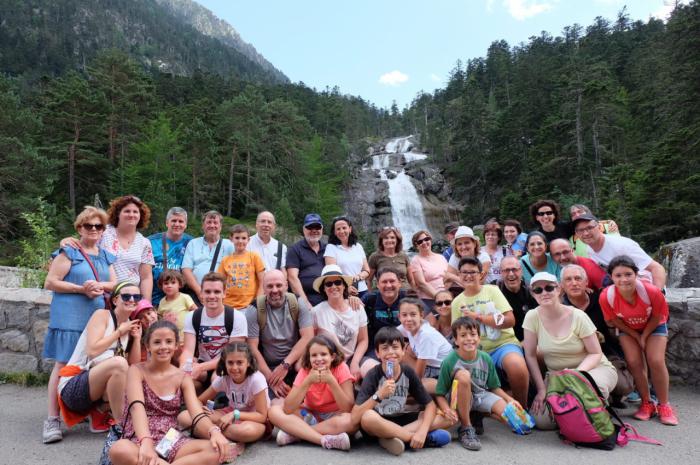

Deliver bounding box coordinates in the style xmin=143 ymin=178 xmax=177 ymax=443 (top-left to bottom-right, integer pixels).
xmin=40 ymin=195 xmax=678 ymax=462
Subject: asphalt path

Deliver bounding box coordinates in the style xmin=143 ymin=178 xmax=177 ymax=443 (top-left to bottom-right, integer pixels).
xmin=2 ymin=384 xmax=697 ymax=465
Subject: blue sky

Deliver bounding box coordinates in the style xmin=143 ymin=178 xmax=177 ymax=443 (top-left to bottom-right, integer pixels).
xmin=196 ymin=1 xmax=683 ymax=109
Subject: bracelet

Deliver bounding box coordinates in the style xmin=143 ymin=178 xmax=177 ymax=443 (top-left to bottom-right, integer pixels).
xmin=208 ymin=426 xmax=221 ymax=437
xmin=136 ymin=436 xmax=153 ymax=445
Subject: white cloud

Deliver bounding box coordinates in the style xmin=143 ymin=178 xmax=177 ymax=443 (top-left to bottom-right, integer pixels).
xmin=486 ymin=0 xmax=496 ymax=13
xmin=429 ymin=73 xmax=441 ymax=83
xmin=379 ymin=70 xmax=409 ymax=86
xmin=503 ymin=0 xmax=553 ymax=21
xmin=652 ymin=0 xmax=690 ymax=20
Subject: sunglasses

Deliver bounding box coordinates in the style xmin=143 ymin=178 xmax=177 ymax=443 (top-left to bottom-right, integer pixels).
xmin=531 ymin=284 xmax=557 ymax=294
xmin=305 ymin=224 xmax=322 ymax=231
xmin=435 ymin=300 xmax=452 ymax=307
xmin=119 ymin=293 xmax=142 ymax=302
xmin=82 ymin=223 xmax=105 ymax=231
xmin=415 ymin=236 xmax=432 ymax=245
xmin=536 ymin=210 xmax=555 ymax=217
xmin=323 ymin=279 xmax=345 ymax=288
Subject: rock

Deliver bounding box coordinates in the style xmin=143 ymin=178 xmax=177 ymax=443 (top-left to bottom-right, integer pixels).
xmin=0 ymin=330 xmax=30 ymax=352
xmin=0 ymin=353 xmax=38 ymax=372
xmin=41 ymin=358 xmax=55 ymax=373
xmin=0 ymin=301 xmax=30 ymax=330
xmin=666 ymin=288 xmax=700 ymax=385
xmin=659 ymin=237 xmax=700 ymax=288
xmin=33 ymin=320 xmax=49 ymax=355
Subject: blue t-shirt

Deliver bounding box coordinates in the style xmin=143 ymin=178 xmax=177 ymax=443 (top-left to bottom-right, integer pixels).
xmin=148 ymin=232 xmax=193 ymax=305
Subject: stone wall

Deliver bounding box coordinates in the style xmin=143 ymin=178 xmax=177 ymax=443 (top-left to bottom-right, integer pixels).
xmin=666 ymin=288 xmax=700 ymax=385
xmin=0 ymin=288 xmax=53 ymax=373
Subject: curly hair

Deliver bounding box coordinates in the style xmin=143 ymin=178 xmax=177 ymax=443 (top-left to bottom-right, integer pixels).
xmin=301 ymin=335 xmax=345 ymax=370
xmin=107 ymin=195 xmax=151 ymax=229
xmin=529 ymin=199 xmax=561 ymax=225
xmin=73 ymin=206 xmax=108 ymax=231
xmin=216 ymin=342 xmax=258 ymax=377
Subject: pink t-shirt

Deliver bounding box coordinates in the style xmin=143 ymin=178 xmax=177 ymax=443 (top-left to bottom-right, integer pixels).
xmin=410 ymin=253 xmax=448 ymax=299
xmin=599 ymin=281 xmax=668 ymax=330
xmin=293 ymin=362 xmax=354 ymax=413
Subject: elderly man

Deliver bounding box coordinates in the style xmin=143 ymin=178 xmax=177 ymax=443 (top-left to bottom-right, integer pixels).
xmin=148 ymin=207 xmax=193 ymax=305
xmin=245 ymin=270 xmax=313 ymax=398
xmin=549 ymin=238 xmax=606 ymax=292
xmin=182 ymin=211 xmax=234 ymax=304
xmin=286 ymin=213 xmax=326 ymax=306
xmin=497 ymin=256 xmax=537 ymax=341
xmin=247 ymin=211 xmax=287 ymax=278
xmin=573 ymin=214 xmax=666 ymax=288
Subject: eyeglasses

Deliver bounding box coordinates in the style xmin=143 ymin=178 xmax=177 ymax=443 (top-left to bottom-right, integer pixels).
xmin=119 ymin=293 xmax=142 ymax=302
xmin=460 ymin=270 xmax=480 ymax=276
xmin=415 ymin=236 xmax=432 ymax=245
xmin=575 ymin=224 xmax=598 ymax=235
xmin=323 ymin=279 xmax=344 ymax=288
xmin=531 ymin=284 xmax=557 ymax=294
xmin=501 ymin=268 xmax=520 ymax=274
xmin=82 ymin=223 xmax=105 ymax=231
xmin=435 ymin=300 xmax=452 ymax=307
xmin=332 ymin=215 xmax=349 ymax=222
xmin=305 ymin=224 xmax=322 ymax=231
xmin=536 ymin=210 xmax=555 ymax=217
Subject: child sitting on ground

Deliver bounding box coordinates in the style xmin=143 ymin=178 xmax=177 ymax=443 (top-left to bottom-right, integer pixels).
xmin=157 ymin=269 xmax=197 ymax=340
xmin=352 ymin=326 xmax=452 ymax=456
xmin=435 ymin=316 xmax=524 ymax=451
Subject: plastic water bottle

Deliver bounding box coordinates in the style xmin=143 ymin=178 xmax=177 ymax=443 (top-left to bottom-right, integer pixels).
xmin=300 ymin=408 xmax=317 ymax=426
xmin=183 ymin=357 xmax=193 ymax=375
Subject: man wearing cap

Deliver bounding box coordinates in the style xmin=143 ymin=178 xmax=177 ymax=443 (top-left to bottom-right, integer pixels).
xmin=286 ymin=213 xmax=327 ymax=307
xmin=572 ymin=214 xmax=666 ymax=288
xmin=497 ymin=257 xmax=537 ymax=341
xmin=549 ymin=238 xmax=606 ymax=292
xmin=247 ymin=211 xmax=288 ymax=278
xmin=148 ymin=207 xmax=193 ymax=306
xmin=442 ymin=221 xmax=459 ymax=261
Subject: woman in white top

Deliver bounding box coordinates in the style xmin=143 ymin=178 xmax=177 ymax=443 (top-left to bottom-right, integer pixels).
xmin=444 ymin=226 xmax=492 ymax=288
xmin=324 ymin=216 xmax=370 ymax=298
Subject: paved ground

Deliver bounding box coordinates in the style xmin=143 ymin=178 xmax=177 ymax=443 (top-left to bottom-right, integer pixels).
xmin=2 ymin=383 xmax=697 ymax=465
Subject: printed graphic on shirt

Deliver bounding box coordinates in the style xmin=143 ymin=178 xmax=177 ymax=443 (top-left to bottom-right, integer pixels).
xmin=198 ymin=325 xmax=229 ymax=360
xmin=374 ymin=374 xmax=410 ymax=416
xmin=224 ymin=261 xmax=252 ymax=289
xmin=333 ymin=317 xmax=355 ymax=347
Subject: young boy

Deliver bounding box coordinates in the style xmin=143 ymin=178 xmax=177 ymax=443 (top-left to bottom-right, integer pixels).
xmin=157 ymin=269 xmax=197 ymax=339
xmin=435 ymin=316 xmax=522 ymax=451
xmin=352 ymin=327 xmax=452 ymax=456
xmin=217 ymin=224 xmax=265 ymax=309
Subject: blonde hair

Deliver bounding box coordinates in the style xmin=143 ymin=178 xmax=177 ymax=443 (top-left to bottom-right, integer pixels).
xmin=74 ymin=206 xmax=108 ymax=231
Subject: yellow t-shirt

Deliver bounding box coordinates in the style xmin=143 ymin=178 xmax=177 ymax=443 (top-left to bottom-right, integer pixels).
xmin=451 ymin=284 xmax=519 ymax=352
xmin=522 ymin=307 xmax=613 ymax=371
xmin=218 ymin=251 xmax=265 ymax=309
xmin=158 ymin=293 xmax=196 ymax=339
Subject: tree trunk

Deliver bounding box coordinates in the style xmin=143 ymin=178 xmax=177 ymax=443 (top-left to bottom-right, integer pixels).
xmin=227 ymin=146 xmax=237 ymax=217
xmin=68 ymin=122 xmax=79 ymax=215
xmin=575 ymin=89 xmax=584 ymax=165
xmin=191 ymin=158 xmax=198 ymax=217
xmin=592 ymin=117 xmax=602 ymax=175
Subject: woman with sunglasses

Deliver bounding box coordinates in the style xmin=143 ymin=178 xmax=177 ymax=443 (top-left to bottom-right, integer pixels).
xmin=409 ymin=230 xmax=448 ymax=311
xmin=311 ymin=265 xmax=369 ymax=380
xmin=529 ymin=199 xmax=571 ymax=244
xmin=324 ymin=216 xmax=370 ymax=298
xmin=427 ymin=289 xmax=455 ymax=345
xmin=42 ymin=206 xmax=117 ymax=444
xmin=367 ymin=227 xmax=413 ymax=289
xmin=522 ymin=272 xmax=617 ymax=426
xmin=56 ymin=282 xmax=143 ymax=438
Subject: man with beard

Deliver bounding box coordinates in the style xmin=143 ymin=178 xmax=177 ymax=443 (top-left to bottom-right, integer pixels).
xmin=286 ymin=213 xmax=327 ymax=306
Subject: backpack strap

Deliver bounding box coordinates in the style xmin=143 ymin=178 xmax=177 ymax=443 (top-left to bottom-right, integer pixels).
xmin=287 ymin=293 xmax=299 ymax=323
xmin=209 ymin=239 xmax=223 ymax=272
xmin=521 ymin=258 xmax=535 ymax=277
xmin=256 ymin=295 xmax=267 ymax=333
xmin=224 ymin=306 xmax=235 ymax=337
xmin=275 ymin=240 xmax=283 ymax=270
xmin=606 ymin=280 xmax=651 ymax=310
xmin=162 ymin=233 xmax=169 ymax=270
xmin=192 ymin=308 xmax=203 ymax=359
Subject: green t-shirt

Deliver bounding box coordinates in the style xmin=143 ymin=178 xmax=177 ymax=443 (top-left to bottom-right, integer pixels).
xmin=451 ymin=285 xmax=520 ymax=352
xmin=435 ymin=349 xmax=500 ymax=397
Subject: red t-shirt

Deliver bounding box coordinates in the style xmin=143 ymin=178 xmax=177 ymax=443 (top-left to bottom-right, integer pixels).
xmin=293 ymin=362 xmax=354 ymax=413
xmin=577 ymin=256 xmax=607 ymax=291
xmin=599 ymin=281 xmax=668 ymax=330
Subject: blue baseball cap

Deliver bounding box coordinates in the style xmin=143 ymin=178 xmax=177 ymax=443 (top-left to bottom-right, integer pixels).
xmin=303 ymin=213 xmax=323 ymax=228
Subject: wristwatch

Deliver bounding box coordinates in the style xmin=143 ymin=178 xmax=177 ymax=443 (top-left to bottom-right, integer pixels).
xmin=372 ymin=393 xmax=381 ymax=402
xmin=281 ymin=361 xmax=291 ymax=370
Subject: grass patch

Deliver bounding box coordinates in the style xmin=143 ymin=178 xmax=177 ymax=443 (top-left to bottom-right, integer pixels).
xmin=0 ymin=371 xmax=50 ymax=386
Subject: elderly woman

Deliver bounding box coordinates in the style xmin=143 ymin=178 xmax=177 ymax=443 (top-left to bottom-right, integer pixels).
xmin=444 ymin=226 xmax=491 ymax=288
xmin=599 ymin=255 xmax=677 ymax=425
xmin=367 ymin=227 xmax=413 ymax=289
xmin=522 ymin=272 xmax=617 ymax=426
xmin=529 ymin=199 xmax=571 ymax=243
xmin=409 ymin=230 xmax=449 ymax=310
xmin=569 ymin=204 xmax=619 ymax=257
xmin=42 ymin=206 xmax=117 ymax=444
xmin=57 ymin=282 xmax=143 ymax=436
xmin=324 ymin=216 xmax=370 ymax=298
xmin=312 ymin=265 xmax=370 ymax=380
xmin=519 ymin=231 xmax=561 ymax=285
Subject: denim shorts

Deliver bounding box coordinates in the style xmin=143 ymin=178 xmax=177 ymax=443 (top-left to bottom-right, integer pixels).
xmin=619 ymin=322 xmax=668 ymax=337
xmin=488 ymin=343 xmax=524 ymax=369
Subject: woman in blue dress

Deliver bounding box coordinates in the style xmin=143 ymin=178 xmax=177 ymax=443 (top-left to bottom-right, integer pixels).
xmin=42 ymin=206 xmax=117 ymax=444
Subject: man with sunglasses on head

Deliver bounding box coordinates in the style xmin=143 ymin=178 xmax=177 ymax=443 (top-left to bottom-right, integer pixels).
xmin=286 ymin=213 xmax=327 ymax=307
xmin=573 ymin=214 xmax=666 ymax=289
xmin=497 ymin=257 xmax=537 ymax=342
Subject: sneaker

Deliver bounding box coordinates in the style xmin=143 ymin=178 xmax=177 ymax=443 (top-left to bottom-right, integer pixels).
xmin=470 ymin=411 xmax=485 ymax=435
xmin=458 ymin=426 xmax=481 ymax=451
xmin=321 ymin=432 xmax=351 ymax=451
xmin=657 ymin=403 xmax=678 ymax=426
xmin=425 ymin=429 xmax=451 ymax=448
xmin=88 ymin=408 xmax=111 ymax=433
xmin=626 ymin=390 xmax=641 ymax=404
xmin=276 ymin=430 xmax=300 ymax=446
xmin=633 ymin=401 xmax=657 ymax=421
xmin=378 ymin=437 xmax=405 ymax=456
xmin=42 ymin=417 xmax=63 ymax=444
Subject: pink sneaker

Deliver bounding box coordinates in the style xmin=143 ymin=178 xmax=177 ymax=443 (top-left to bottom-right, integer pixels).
xmin=321 ymin=433 xmax=351 ymax=451
xmin=657 ymin=403 xmax=678 ymax=426
xmin=276 ymin=430 xmax=299 ymax=446
xmin=633 ymin=401 xmax=656 ymax=421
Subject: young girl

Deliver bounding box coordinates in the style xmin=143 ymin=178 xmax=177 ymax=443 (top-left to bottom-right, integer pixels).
xmin=110 ymin=320 xmax=229 ymax=465
xmin=267 ymin=336 xmax=356 ymax=450
xmin=158 ymin=269 xmax=197 ymax=339
xmin=397 ymin=298 xmax=453 ymax=394
xmin=428 ymin=289 xmax=456 ymax=345
xmin=179 ymin=343 xmax=270 ymax=445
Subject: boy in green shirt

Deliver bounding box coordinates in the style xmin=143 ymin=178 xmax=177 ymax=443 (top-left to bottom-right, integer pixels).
xmin=435 ymin=317 xmax=522 ymax=451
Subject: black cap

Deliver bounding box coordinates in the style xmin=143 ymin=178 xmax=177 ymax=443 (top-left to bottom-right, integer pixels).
xmin=572 ymin=213 xmax=598 ymax=226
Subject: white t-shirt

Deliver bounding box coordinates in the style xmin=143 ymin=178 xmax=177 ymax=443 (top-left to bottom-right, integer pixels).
xmin=398 ymin=321 xmax=453 ymax=368
xmin=183 ymin=308 xmax=248 ymax=362
xmin=587 ymin=235 xmax=653 ymax=271
xmin=448 ymin=250 xmax=492 ymax=269
xmin=323 ymin=243 xmax=368 ymax=292
xmin=211 ymin=371 xmax=269 ymax=412
xmin=247 ymin=233 xmax=286 ymax=271
xmin=312 ymin=301 xmax=368 ymax=360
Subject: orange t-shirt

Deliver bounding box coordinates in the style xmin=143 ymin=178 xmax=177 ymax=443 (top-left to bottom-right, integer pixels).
xmin=218 ymin=251 xmax=265 ymax=309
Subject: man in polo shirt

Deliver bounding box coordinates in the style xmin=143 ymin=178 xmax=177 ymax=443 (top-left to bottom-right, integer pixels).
xmin=549 ymin=238 xmax=606 ymax=292
xmin=286 ymin=213 xmax=326 ymax=307
xmin=573 ymin=214 xmax=666 ymax=288
xmin=148 ymin=206 xmax=193 ymax=305
xmin=361 ymin=267 xmax=406 ymax=357
xmin=497 ymin=257 xmax=537 ymax=341
xmin=247 ymin=211 xmax=287 ymax=278
xmin=245 ymin=270 xmax=313 ymax=398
